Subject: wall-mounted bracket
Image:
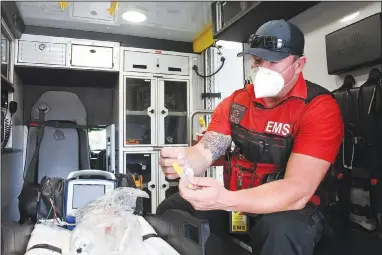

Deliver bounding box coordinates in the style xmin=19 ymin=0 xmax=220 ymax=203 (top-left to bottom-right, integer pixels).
xmin=201 ymin=92 xmax=221 ymax=100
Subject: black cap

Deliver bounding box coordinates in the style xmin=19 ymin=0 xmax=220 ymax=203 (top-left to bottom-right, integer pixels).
xmin=237 ymin=19 xmax=305 ymax=62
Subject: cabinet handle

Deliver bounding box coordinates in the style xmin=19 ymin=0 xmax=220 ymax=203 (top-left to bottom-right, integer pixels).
xmin=149 ymin=109 xmax=154 ymax=114
xmin=161 ymin=110 xmax=166 ymax=114
xmin=162 ymin=184 xmax=167 ymax=188
xmin=133 ymin=64 xmax=147 ymax=69
xmin=90 ymin=49 xmax=96 ymax=53
xmin=150 ymin=184 xmax=156 ymax=189
xmin=38 ymin=44 xmax=46 ymax=51
xmin=168 ymin=67 xmax=181 ymax=72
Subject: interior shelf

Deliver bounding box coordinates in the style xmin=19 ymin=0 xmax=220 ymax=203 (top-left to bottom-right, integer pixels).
xmin=1 ymin=74 xmax=14 ymax=93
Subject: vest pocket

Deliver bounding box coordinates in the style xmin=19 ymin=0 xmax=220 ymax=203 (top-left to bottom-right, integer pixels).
xmin=231 ymin=125 xmax=293 ymax=166
xmin=230 ymin=165 xmax=260 ymax=190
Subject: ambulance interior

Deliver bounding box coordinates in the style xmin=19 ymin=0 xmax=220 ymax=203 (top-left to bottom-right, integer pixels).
xmin=1 ymin=1 xmax=381 ymax=255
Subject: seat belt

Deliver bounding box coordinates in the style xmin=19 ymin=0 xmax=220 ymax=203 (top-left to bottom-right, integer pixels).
xmin=24 ymin=109 xmax=46 ymax=184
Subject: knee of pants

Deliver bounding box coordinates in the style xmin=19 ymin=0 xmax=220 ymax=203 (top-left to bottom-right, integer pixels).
xmin=251 ymin=212 xmax=299 ymax=237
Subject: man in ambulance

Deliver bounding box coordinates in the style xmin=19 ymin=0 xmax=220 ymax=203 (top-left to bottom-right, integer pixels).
xmin=157 ymin=19 xmax=344 ymax=255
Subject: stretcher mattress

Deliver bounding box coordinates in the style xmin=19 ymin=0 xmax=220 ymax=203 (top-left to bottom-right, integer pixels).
xmin=24 ymin=217 xmax=180 ymax=255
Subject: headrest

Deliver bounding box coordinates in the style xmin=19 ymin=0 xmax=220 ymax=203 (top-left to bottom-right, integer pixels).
xmin=31 ymin=91 xmax=87 ymax=125
xmin=343 ymin=75 xmax=356 ymax=89
xmin=367 ymin=68 xmax=382 ymax=84
xmin=333 ymin=75 xmax=355 ymax=93
xmin=369 ymin=68 xmax=381 ymax=79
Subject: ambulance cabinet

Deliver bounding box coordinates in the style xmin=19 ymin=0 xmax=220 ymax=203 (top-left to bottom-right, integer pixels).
xmin=17 ymin=40 xmax=67 ymax=66
xmin=123 ymin=76 xmax=189 ymax=147
xmin=15 ymin=34 xmax=120 ymax=71
xmin=124 ymin=151 xmax=159 ymax=214
xmin=70 ymin=44 xmax=114 ymax=69
xmin=123 ymin=50 xmax=189 ymax=76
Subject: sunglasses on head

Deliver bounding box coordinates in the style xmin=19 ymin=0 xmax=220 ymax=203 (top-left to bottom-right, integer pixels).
xmin=248 ymin=34 xmax=294 ymax=53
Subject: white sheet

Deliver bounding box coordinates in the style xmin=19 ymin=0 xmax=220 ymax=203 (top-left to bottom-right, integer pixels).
xmin=25 ymin=223 xmax=71 ymax=255
xmin=25 ymin=217 xmax=180 ymax=255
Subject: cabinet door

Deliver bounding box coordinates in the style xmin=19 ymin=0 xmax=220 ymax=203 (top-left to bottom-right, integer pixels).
xmin=124 ymin=76 xmax=156 ymax=146
xmin=123 ymin=51 xmax=157 ymax=73
xmin=158 ymin=54 xmax=189 ymax=76
xmin=158 ymin=79 xmax=189 ymax=146
xmin=18 ymin=40 xmax=66 ymax=66
xmin=1 ymin=32 xmax=11 ymax=79
xmin=124 ymin=152 xmax=158 ymax=214
xmin=157 ymin=152 xmax=179 ymax=205
xmin=71 ymin=44 xmax=113 ymax=69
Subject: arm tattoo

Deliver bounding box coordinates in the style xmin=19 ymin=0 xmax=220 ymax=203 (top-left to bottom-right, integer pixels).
xmin=200 ymin=131 xmax=232 ymax=162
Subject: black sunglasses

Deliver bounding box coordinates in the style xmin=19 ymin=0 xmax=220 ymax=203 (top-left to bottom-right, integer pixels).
xmin=248 ymin=34 xmax=294 ymax=53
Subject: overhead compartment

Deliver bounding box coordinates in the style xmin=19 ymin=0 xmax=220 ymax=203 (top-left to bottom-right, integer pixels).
xmin=71 ymin=44 xmax=114 ymax=69
xmin=211 ymin=1 xmax=320 ymax=43
xmin=15 ymin=34 xmax=120 ymax=71
xmin=123 ymin=50 xmax=189 ymax=76
xmin=17 ymin=40 xmax=66 ymax=66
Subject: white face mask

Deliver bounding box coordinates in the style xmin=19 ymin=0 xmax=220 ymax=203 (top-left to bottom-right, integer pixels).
xmin=250 ymin=64 xmax=296 ymax=98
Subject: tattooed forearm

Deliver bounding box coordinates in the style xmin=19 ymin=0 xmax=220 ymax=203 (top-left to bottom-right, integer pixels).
xmin=200 ymin=131 xmax=232 ymax=162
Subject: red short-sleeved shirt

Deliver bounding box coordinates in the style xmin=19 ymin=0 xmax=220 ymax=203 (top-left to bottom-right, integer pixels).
xmin=207 ymin=74 xmax=344 ymax=164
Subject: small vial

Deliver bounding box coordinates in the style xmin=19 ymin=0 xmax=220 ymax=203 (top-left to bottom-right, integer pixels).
xmin=172 ymin=163 xmax=194 ymax=189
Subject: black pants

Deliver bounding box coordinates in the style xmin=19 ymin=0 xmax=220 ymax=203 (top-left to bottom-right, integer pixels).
xmin=156 ymin=193 xmax=326 ymax=255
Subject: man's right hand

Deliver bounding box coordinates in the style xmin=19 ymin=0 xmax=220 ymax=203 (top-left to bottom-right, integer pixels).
xmin=159 ymin=147 xmax=188 ymax=180
xmin=159 ymin=131 xmax=232 ymax=179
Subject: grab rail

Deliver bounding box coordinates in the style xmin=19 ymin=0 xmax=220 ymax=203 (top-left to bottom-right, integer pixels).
xmin=188 ymin=110 xmax=214 ymax=146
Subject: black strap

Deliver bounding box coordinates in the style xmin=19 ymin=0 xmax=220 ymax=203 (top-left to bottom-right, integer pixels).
xmin=27 ymin=243 xmax=62 ymax=254
xmin=142 ymin=233 xmax=158 ymax=241
xmin=29 ymin=120 xmax=87 ymax=129
xmin=78 ymin=128 xmax=90 ymax=169
xmin=305 ymin=80 xmax=333 ymax=103
xmin=24 ymin=109 xmax=46 ymax=184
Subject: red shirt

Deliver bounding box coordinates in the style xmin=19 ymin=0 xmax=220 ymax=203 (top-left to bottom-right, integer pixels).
xmin=207 ymin=73 xmax=344 ymax=164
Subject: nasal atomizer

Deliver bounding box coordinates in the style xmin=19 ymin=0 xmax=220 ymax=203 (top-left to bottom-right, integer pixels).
xmin=172 ymin=163 xmax=194 ymax=189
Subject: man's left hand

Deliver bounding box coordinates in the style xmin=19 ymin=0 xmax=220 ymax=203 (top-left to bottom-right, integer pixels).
xmin=179 ymin=176 xmax=231 ymax=211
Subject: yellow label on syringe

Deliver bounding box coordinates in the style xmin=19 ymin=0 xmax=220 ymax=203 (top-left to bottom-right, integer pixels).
xmin=172 ymin=163 xmax=194 ymax=189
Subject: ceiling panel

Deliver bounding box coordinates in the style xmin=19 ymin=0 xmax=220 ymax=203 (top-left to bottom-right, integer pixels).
xmin=16 ymin=1 xmax=212 ymax=42
xmin=71 ymin=2 xmax=116 ymax=23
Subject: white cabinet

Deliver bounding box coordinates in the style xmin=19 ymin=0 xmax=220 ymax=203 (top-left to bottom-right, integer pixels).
xmin=15 ymin=34 xmax=120 ymax=71
xmin=123 ymin=50 xmax=189 ymax=76
xmin=71 ymin=44 xmax=114 ymax=69
xmin=158 ymin=54 xmax=189 ymax=76
xmin=119 ymin=47 xmax=202 ymax=213
xmin=157 ymin=151 xmax=179 ymax=206
xmin=123 ymin=51 xmax=158 ymax=73
xmin=123 ymin=151 xmax=159 ymax=213
xmin=122 ymin=151 xmax=179 ymax=213
xmin=17 ymin=40 xmax=66 ymax=66
xmin=123 ymin=75 xmax=189 ymax=147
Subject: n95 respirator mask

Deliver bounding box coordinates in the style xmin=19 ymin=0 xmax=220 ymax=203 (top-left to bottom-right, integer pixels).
xmin=250 ymin=63 xmax=296 ymax=99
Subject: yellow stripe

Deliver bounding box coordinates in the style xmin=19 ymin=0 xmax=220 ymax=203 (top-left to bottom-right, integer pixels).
xmin=193 ymin=24 xmax=215 ymax=53
xmin=107 ymin=1 xmax=118 ymax=16
xmin=58 ymin=1 xmax=68 ymax=10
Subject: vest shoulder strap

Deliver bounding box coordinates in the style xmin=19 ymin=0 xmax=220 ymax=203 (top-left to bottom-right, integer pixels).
xmin=305 ymin=80 xmax=333 ymax=104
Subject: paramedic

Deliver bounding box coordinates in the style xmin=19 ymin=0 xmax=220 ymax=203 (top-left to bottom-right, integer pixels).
xmin=157 ymin=19 xmax=344 ymax=255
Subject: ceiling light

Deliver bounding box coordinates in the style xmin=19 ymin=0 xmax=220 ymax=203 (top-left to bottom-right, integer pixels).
xmin=122 ymin=10 xmax=147 ymax=23
xmin=339 ymin=12 xmax=360 ymax=23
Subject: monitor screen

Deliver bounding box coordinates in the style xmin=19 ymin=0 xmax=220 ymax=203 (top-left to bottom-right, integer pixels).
xmin=72 ymin=184 xmax=105 ymax=209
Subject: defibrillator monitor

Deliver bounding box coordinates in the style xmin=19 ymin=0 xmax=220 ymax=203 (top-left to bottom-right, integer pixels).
xmin=65 ymin=170 xmax=116 ymax=217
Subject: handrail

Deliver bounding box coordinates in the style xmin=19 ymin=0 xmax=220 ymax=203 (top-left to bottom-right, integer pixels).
xmin=188 ymin=109 xmax=214 ymax=146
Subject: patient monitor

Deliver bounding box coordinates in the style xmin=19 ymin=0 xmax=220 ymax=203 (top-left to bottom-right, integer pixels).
xmin=65 ymin=170 xmax=116 ymax=217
